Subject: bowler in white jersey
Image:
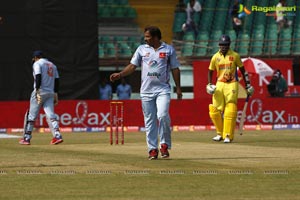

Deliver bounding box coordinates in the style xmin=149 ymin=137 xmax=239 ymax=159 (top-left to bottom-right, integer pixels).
xmin=19 ymin=50 xmax=63 ymax=145
xmin=110 ymin=26 xmax=182 ymax=160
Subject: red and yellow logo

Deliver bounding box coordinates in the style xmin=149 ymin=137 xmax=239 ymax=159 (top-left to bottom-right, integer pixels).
xmin=159 ymin=52 xmax=166 ymax=58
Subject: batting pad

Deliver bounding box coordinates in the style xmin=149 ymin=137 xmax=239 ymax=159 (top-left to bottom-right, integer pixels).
xmin=209 ymin=104 xmax=223 ymax=135
xmin=223 ymin=103 xmax=237 ymax=140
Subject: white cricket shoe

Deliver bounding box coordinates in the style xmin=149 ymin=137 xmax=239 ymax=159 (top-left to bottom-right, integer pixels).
xmin=224 ymin=136 xmax=231 ymax=143
xmin=212 ymin=135 xmax=222 ymax=141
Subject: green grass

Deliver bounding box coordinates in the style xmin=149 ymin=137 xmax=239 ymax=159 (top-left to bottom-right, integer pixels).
xmin=0 ymin=130 xmax=299 ymax=200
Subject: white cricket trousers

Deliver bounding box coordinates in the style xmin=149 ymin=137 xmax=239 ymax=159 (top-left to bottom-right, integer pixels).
xmin=141 ymin=92 xmax=171 ymax=152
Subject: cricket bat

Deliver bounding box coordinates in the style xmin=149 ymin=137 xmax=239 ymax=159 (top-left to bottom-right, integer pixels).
xmin=239 ymin=95 xmax=250 ymax=135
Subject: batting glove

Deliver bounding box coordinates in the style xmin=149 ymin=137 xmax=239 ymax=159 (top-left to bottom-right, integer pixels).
xmin=206 ymin=83 xmax=216 ymax=95
xmin=246 ymin=85 xmax=254 ymax=96
xmin=36 ymin=90 xmax=42 ymax=104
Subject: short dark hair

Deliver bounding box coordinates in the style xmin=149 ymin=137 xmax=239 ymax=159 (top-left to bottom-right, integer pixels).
xmin=144 ymin=26 xmax=162 ymax=40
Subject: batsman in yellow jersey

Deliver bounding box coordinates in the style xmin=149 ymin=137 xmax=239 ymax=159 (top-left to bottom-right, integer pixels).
xmin=207 ymin=35 xmax=254 ymax=143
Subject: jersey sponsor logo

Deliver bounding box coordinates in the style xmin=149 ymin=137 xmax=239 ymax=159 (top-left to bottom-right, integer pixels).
xmin=148 ymin=60 xmax=158 ymax=68
xmin=147 ymin=72 xmax=161 ymax=78
xmin=159 ymin=52 xmax=166 ymax=58
xmin=218 ymin=63 xmax=232 ymax=70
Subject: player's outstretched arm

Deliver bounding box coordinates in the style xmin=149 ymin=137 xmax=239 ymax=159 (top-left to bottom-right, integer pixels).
xmin=110 ymin=64 xmax=137 ymax=82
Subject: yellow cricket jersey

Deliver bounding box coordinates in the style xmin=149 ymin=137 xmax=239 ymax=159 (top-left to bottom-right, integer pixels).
xmin=209 ymin=49 xmax=243 ymax=83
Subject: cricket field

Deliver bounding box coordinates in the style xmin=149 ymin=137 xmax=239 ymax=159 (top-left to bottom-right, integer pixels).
xmin=0 ymin=130 xmax=299 ymax=200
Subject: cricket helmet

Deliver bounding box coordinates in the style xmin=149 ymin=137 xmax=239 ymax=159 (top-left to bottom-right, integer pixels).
xmin=218 ymin=35 xmax=231 ymax=45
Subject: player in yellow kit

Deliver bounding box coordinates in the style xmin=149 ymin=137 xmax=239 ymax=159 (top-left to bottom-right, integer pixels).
xmin=206 ymin=35 xmax=254 ymax=143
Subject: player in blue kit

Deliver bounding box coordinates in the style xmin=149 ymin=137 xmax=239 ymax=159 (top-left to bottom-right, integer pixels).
xmin=19 ymin=50 xmax=63 ymax=145
xmin=116 ymin=78 xmax=132 ymax=100
xmin=110 ymin=26 xmax=182 ymax=160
